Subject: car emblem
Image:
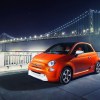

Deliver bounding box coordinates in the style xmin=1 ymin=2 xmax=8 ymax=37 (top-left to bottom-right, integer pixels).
xmin=33 ymin=64 xmax=42 ymax=68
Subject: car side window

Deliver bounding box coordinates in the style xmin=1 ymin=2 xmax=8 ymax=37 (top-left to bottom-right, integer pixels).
xmin=84 ymin=44 xmax=94 ymax=53
xmin=72 ymin=44 xmax=85 ymax=54
xmin=50 ymin=45 xmax=63 ymax=52
xmin=72 ymin=44 xmax=94 ymax=55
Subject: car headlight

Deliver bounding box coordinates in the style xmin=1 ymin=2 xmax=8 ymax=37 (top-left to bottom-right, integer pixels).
xmin=48 ymin=60 xmax=55 ymax=67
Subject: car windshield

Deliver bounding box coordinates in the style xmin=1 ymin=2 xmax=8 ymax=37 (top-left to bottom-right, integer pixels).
xmin=45 ymin=43 xmax=75 ymax=54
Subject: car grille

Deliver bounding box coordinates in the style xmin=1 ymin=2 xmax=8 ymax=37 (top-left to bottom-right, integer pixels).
xmin=32 ymin=63 xmax=43 ymax=69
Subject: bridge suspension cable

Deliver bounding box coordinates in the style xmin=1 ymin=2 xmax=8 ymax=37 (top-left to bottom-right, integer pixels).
xmin=0 ymin=9 xmax=100 ymax=44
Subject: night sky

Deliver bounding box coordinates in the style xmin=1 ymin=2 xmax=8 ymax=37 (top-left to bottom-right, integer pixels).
xmin=0 ymin=0 xmax=100 ymax=37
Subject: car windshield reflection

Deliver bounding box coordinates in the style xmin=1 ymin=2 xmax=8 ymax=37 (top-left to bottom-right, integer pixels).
xmin=45 ymin=43 xmax=75 ymax=54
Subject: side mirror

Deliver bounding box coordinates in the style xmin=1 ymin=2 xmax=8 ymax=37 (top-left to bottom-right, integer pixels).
xmin=75 ymin=50 xmax=84 ymax=56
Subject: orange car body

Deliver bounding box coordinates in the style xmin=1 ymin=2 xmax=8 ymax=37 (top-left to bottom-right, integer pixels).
xmin=28 ymin=42 xmax=100 ymax=82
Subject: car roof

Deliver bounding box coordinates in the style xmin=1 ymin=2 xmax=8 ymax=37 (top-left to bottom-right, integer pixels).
xmin=54 ymin=42 xmax=91 ymax=45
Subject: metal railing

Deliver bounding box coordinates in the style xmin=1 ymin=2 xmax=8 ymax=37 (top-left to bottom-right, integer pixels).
xmin=0 ymin=51 xmax=100 ymax=68
xmin=2 ymin=51 xmax=42 ymax=67
xmin=4 ymin=55 xmax=32 ymax=66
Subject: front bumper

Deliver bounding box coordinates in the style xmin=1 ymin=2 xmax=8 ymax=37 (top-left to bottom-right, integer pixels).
xmin=28 ymin=70 xmax=48 ymax=81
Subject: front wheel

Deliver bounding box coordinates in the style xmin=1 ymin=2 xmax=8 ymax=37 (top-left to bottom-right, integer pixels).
xmin=60 ymin=67 xmax=72 ymax=84
xmin=95 ymin=62 xmax=100 ymax=74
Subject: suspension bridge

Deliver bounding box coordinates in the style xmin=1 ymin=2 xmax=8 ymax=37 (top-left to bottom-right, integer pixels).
xmin=0 ymin=9 xmax=100 ymax=44
xmin=0 ymin=9 xmax=100 ymax=67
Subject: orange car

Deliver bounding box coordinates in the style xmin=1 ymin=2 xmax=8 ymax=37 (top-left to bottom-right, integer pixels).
xmin=28 ymin=42 xmax=100 ymax=84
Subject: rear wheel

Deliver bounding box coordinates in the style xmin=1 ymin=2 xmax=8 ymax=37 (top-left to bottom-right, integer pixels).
xmin=60 ymin=67 xmax=72 ymax=84
xmin=95 ymin=62 xmax=100 ymax=74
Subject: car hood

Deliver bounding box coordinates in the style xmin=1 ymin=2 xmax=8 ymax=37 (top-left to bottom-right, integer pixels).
xmin=32 ymin=53 xmax=70 ymax=63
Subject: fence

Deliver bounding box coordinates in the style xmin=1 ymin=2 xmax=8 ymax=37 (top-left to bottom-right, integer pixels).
xmin=0 ymin=51 xmax=100 ymax=67
xmin=0 ymin=51 xmax=42 ymax=67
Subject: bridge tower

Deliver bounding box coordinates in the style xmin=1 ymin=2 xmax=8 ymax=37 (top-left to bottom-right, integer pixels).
xmin=1 ymin=33 xmax=7 ymax=51
xmin=0 ymin=33 xmax=15 ymax=51
xmin=89 ymin=9 xmax=94 ymax=43
xmin=89 ymin=9 xmax=94 ymax=33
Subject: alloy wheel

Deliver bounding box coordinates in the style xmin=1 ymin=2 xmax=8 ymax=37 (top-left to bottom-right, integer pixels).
xmin=95 ymin=62 xmax=100 ymax=74
xmin=60 ymin=67 xmax=72 ymax=84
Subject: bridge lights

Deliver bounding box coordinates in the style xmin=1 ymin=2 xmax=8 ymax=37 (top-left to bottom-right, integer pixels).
xmin=40 ymin=35 xmax=43 ymax=38
xmin=1 ymin=40 xmax=3 ymax=43
xmin=62 ymin=32 xmax=65 ymax=35
xmin=3 ymin=40 xmax=6 ymax=43
xmin=29 ymin=36 xmax=32 ymax=39
xmin=34 ymin=35 xmax=37 ymax=38
xmin=86 ymin=29 xmax=89 ymax=31
xmin=10 ymin=39 xmax=13 ymax=42
xmin=83 ymin=29 xmax=86 ymax=33
xmin=24 ymin=37 xmax=27 ymax=39
xmin=20 ymin=37 xmax=23 ymax=40
xmin=72 ymin=31 xmax=75 ymax=34
xmin=46 ymin=34 xmax=49 ymax=37
xmin=86 ymin=29 xmax=89 ymax=33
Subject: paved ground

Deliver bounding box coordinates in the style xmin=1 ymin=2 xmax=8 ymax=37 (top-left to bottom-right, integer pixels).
xmin=0 ymin=65 xmax=27 ymax=73
xmin=0 ymin=71 xmax=100 ymax=100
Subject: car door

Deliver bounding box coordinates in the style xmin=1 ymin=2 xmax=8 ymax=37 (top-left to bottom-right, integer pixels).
xmin=71 ymin=44 xmax=93 ymax=73
xmin=84 ymin=44 xmax=98 ymax=71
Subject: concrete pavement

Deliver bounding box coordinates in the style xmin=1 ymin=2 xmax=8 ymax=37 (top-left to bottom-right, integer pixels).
xmin=0 ymin=71 xmax=100 ymax=100
xmin=0 ymin=65 xmax=27 ymax=75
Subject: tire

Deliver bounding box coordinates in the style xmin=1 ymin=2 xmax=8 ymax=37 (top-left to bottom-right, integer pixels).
xmin=95 ymin=62 xmax=100 ymax=74
xmin=60 ymin=67 xmax=72 ymax=84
